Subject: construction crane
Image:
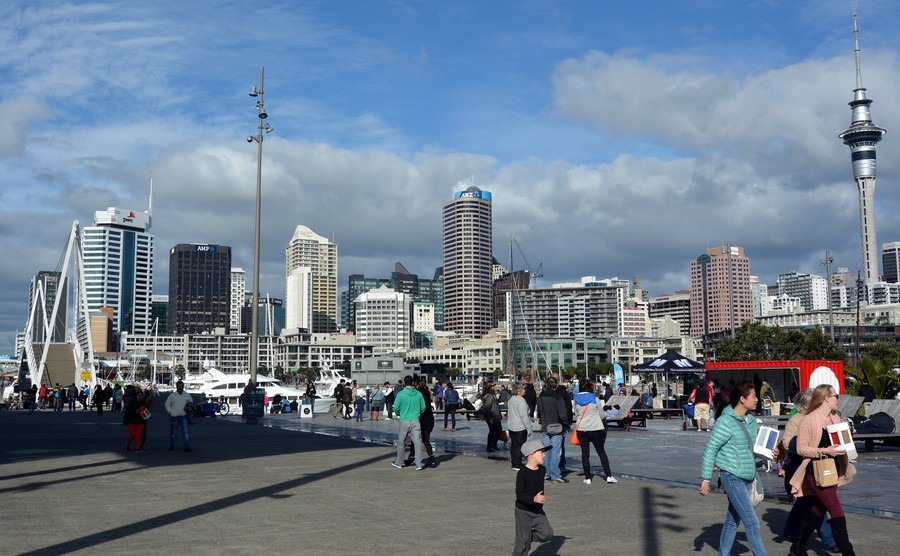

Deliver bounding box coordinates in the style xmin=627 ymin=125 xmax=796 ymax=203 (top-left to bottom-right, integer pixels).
xmin=509 ymin=234 xmax=543 ymax=288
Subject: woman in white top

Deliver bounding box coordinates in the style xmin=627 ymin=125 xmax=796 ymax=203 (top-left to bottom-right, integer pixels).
xmin=573 ymin=380 xmax=616 ymax=484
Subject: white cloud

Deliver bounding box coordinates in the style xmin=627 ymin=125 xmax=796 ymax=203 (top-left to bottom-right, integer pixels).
xmin=0 ymin=97 xmax=53 ymax=157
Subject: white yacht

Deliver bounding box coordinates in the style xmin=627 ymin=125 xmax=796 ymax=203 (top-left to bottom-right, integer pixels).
xmin=181 ymin=361 xmax=305 ymax=408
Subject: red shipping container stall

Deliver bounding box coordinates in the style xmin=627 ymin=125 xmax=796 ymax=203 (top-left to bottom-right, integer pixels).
xmin=704 ymin=360 xmax=845 ymax=403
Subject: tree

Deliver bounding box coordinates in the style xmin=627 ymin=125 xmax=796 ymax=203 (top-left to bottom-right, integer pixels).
xmin=798 ymin=326 xmax=847 ymax=361
xmin=845 ymin=356 xmax=900 ymax=400
xmin=712 ymin=322 xmax=843 ymax=362
xmin=273 ymin=365 xmax=286 ymax=382
xmin=174 ymin=365 xmax=186 ymax=380
xmin=136 ymin=364 xmax=152 ymax=381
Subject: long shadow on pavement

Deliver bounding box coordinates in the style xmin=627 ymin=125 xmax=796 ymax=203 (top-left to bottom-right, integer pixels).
xmin=18 ymin=450 xmax=391 ymax=555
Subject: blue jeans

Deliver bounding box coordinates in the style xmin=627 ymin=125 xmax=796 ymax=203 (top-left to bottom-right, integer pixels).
xmin=169 ymin=415 xmax=190 ymax=449
xmin=719 ymin=471 xmax=767 ymax=556
xmin=541 ymin=432 xmax=564 ymax=480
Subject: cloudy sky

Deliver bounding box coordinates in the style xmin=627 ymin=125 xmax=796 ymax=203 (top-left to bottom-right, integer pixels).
xmin=2 ymin=0 xmax=899 ymax=353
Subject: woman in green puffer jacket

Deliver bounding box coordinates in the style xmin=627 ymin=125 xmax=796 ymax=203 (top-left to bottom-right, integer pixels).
xmin=699 ymin=381 xmax=771 ymax=556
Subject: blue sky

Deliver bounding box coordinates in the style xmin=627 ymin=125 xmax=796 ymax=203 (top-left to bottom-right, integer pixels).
xmin=2 ymin=0 xmax=900 ymax=352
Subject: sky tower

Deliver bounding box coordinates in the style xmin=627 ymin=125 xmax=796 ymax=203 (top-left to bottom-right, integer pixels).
xmin=839 ymin=7 xmax=886 ymax=285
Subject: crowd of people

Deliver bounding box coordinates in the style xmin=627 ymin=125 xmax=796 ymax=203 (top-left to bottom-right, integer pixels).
xmin=4 ymin=370 xmax=869 ymax=555
xmin=3 ymin=381 xmax=139 ymax=415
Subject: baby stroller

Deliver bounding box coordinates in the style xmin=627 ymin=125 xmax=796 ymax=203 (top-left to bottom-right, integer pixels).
xmin=683 ymin=402 xmax=695 ymax=431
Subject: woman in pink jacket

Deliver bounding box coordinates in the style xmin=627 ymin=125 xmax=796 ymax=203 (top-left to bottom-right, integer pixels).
xmin=788 ymin=384 xmax=857 ymax=556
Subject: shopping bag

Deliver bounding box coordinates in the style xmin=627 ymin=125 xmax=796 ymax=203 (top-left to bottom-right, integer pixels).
xmin=813 ymin=457 xmax=839 ymax=488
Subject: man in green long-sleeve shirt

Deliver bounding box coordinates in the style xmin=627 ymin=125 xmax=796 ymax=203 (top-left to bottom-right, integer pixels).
xmin=391 ymin=375 xmax=426 ymax=470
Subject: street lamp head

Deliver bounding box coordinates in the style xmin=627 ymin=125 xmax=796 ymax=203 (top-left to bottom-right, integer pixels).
xmin=248 ymin=86 xmax=259 ymax=97
xmin=258 ymin=108 xmax=267 ymax=119
xmin=263 ymin=123 xmax=273 ymax=133
xmin=247 ymin=136 xmax=255 ymax=143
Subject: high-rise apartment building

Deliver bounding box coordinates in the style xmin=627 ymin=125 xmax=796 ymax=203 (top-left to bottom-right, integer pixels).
xmin=230 ymin=268 xmax=245 ymax=333
xmin=343 ymin=265 xmax=444 ymax=332
xmin=285 ymin=266 xmax=312 ymax=331
xmin=689 ymin=246 xmax=753 ymax=339
xmin=622 ymin=299 xmax=650 ymax=337
xmin=80 ymin=206 xmax=154 ymax=339
xmin=649 ymin=291 xmax=691 ymax=337
xmin=507 ymin=280 xmax=625 ymax=341
xmin=750 ymin=277 xmax=769 ymax=319
xmin=286 ymin=225 xmax=338 ymax=333
xmin=442 ymin=186 xmax=493 ymax=338
xmin=353 ymin=285 xmax=412 ymax=351
xmin=777 ymin=272 xmax=828 ymax=312
xmin=882 ymin=242 xmax=900 ymax=284
xmin=168 ymin=244 xmax=232 ymax=335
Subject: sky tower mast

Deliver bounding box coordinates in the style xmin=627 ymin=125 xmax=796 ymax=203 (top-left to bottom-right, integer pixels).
xmin=839 ymin=4 xmax=886 ymax=285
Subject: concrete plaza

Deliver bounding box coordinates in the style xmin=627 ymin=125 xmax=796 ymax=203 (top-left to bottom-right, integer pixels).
xmin=1 ymin=408 xmax=896 ymax=555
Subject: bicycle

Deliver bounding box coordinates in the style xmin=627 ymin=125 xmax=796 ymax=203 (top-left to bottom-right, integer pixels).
xmin=216 ymin=396 xmax=230 ymax=416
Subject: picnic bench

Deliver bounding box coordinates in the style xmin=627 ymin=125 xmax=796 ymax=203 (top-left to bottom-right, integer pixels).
xmin=631 ymin=407 xmax=684 ymax=420
xmin=756 ymin=415 xmax=791 ymax=429
xmin=603 ymin=395 xmax=646 ymax=429
xmin=855 ymin=399 xmax=900 ymax=451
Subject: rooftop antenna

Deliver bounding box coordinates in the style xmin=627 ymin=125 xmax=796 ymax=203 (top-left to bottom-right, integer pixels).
xmin=853 ymin=0 xmax=862 ymax=90
xmin=146 ymin=178 xmax=153 ymax=230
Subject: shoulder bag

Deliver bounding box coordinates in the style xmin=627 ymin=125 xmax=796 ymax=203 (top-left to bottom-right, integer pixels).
xmin=737 ymin=418 xmax=764 ymax=507
xmin=569 ymin=404 xmax=589 ymax=446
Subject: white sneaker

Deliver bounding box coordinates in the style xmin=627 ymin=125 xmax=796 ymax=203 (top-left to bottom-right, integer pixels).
xmin=583 ymin=478 xmax=592 ymax=485
xmin=606 ymin=476 xmax=618 ymax=483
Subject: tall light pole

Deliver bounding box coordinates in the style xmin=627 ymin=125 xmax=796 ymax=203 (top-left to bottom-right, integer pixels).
xmin=855 ymin=270 xmax=863 ymax=366
xmin=248 ymin=67 xmax=273 ymax=386
xmin=821 ymin=251 xmax=835 ymax=343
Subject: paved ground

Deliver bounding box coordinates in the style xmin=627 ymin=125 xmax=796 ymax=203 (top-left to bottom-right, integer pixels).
xmin=1 ymin=407 xmax=897 ymax=555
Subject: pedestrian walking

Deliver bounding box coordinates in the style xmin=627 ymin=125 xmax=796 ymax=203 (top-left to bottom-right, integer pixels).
xmin=124 ymin=390 xmax=149 ymax=453
xmin=788 ymin=384 xmax=857 ymax=556
xmin=92 ymin=384 xmax=105 ymax=416
xmin=781 ymin=389 xmax=837 ymax=551
xmin=165 ymin=380 xmax=193 ymax=452
xmin=699 ymin=381 xmax=772 ymax=556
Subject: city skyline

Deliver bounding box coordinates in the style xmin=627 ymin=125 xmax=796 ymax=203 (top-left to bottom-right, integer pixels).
xmin=2 ymin=1 xmax=900 ymax=352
